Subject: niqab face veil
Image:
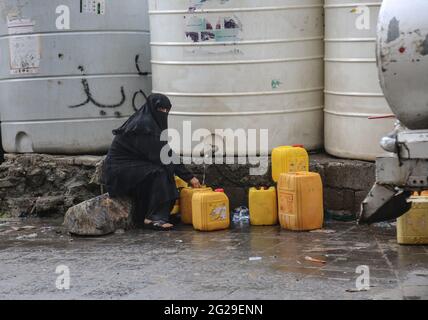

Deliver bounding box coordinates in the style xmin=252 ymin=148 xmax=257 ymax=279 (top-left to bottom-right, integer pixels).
xmin=148 ymin=94 xmax=171 ymax=132
xmin=112 ymin=93 xmax=172 ymax=136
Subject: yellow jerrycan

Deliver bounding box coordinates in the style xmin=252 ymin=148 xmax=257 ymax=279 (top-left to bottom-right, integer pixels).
xmin=278 ymin=172 xmax=323 ymax=231
xmin=249 ymin=187 xmax=278 ymax=226
xmin=180 ymin=187 xmax=212 ymax=224
xmin=170 ymin=176 xmax=189 ymax=216
xmin=397 ymin=196 xmax=428 ymax=245
xmin=271 ymin=145 xmax=309 ymax=183
xmin=192 ymin=189 xmax=230 ymax=231
xmin=175 ymin=176 xmax=189 ymax=189
xmin=171 ymin=201 xmax=180 ymax=215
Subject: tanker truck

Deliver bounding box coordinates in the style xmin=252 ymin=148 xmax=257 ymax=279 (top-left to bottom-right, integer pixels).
xmin=359 ymin=0 xmax=428 ymax=224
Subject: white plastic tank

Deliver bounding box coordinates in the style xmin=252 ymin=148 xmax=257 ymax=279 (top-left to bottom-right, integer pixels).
xmin=377 ymin=0 xmax=428 ymax=130
xmin=149 ymin=0 xmax=324 ymax=156
xmin=0 ymin=0 xmax=151 ymax=154
xmin=0 ymin=130 xmax=4 ymax=162
xmin=324 ymin=0 xmax=394 ymax=161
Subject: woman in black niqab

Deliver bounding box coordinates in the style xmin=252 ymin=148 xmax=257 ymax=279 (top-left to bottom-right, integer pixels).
xmin=104 ymin=94 xmax=201 ymax=230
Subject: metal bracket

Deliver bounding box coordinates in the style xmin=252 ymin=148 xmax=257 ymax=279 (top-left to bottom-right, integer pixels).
xmin=359 ymin=183 xmax=412 ymax=225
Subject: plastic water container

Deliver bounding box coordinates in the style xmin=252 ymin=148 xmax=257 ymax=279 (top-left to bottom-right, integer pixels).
xmin=278 ymin=172 xmax=323 ymax=231
xmin=180 ymin=187 xmax=212 ymax=224
xmin=232 ymin=206 xmax=250 ymax=224
xmin=171 ymin=201 xmax=180 ymax=215
xmin=0 ymin=0 xmax=152 ymax=154
xmin=149 ymin=0 xmax=324 ymax=156
xmin=175 ymin=176 xmax=189 ymax=189
xmin=170 ymin=176 xmax=189 ymax=216
xmin=397 ymin=196 xmax=428 ymax=245
xmin=249 ymin=187 xmax=278 ymax=226
xmin=272 ymin=146 xmax=309 ymax=182
xmin=192 ymin=191 xmax=230 ymax=232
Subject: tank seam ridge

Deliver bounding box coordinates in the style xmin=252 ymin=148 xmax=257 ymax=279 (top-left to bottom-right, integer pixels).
xmin=324 ymin=38 xmax=376 ymax=42
xmin=324 ymin=58 xmax=376 ymax=62
xmin=0 ymin=73 xmax=149 ymax=82
xmin=2 ymin=106 xmax=325 ymax=122
xmin=0 ymin=30 xmax=150 ymax=39
xmin=324 ymin=2 xmax=381 ymax=9
xmin=150 ymin=37 xmax=324 ymax=46
xmin=151 ymin=56 xmax=324 ymax=65
xmin=324 ymin=90 xmax=384 ymax=98
xmin=167 ymin=106 xmax=324 ymax=116
xmin=1 ymin=116 xmax=134 ymax=124
xmin=324 ymin=109 xmax=389 ymax=118
xmin=149 ymin=4 xmax=324 ymax=15
xmin=152 ymin=87 xmax=324 ymax=97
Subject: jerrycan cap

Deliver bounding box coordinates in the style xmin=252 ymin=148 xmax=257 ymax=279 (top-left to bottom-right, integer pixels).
xmin=214 ymin=188 xmax=225 ymax=193
xmin=293 ymin=144 xmax=305 ymax=148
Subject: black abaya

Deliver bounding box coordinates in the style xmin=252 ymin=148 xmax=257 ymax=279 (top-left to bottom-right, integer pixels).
xmin=104 ymin=94 xmax=194 ymax=224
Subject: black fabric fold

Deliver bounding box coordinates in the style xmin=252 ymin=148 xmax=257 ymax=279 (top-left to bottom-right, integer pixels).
xmin=104 ymin=94 xmax=193 ymax=224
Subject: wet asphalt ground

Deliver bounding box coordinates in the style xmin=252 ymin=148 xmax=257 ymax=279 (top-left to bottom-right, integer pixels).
xmin=0 ymin=218 xmax=427 ymax=300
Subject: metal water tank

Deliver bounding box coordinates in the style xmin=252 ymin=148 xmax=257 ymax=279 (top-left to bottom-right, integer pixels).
xmin=324 ymin=0 xmax=394 ymax=161
xmin=0 ymin=0 xmax=151 ymax=154
xmin=149 ymin=0 xmax=324 ymax=156
xmin=377 ymin=0 xmax=428 ymax=130
xmin=0 ymin=129 xmax=4 ymax=163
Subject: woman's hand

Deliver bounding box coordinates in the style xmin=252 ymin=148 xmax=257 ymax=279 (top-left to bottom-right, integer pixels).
xmin=190 ymin=177 xmax=202 ymax=189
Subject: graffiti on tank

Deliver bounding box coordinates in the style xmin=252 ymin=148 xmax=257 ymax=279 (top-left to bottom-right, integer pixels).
xmin=135 ymin=54 xmax=151 ymax=76
xmin=69 ymin=78 xmax=126 ymax=110
xmin=69 ymin=66 xmax=126 ymax=110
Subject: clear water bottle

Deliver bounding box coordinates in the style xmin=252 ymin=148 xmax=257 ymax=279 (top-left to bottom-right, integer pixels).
xmin=232 ymin=206 xmax=250 ymax=224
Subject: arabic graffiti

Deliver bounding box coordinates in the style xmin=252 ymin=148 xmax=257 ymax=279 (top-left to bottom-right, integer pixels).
xmin=69 ymin=78 xmax=126 ymax=109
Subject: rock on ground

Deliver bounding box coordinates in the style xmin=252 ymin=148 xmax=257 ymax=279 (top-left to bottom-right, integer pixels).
xmin=63 ymin=194 xmax=132 ymax=236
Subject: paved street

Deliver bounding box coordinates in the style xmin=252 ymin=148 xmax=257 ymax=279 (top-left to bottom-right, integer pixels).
xmin=0 ymin=218 xmax=427 ymax=300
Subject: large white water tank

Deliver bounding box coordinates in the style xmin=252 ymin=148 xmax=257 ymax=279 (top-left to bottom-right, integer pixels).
xmin=377 ymin=0 xmax=428 ymax=130
xmin=324 ymin=0 xmax=394 ymax=161
xmin=149 ymin=0 xmax=324 ymax=156
xmin=0 ymin=0 xmax=151 ymax=154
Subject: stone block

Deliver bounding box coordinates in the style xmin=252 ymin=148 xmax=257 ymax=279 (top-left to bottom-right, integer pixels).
xmin=34 ymin=196 xmax=65 ymax=215
xmin=63 ymin=194 xmax=132 ymax=236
